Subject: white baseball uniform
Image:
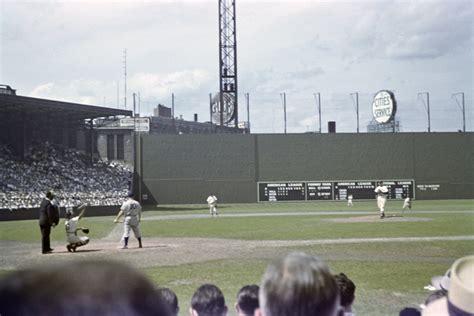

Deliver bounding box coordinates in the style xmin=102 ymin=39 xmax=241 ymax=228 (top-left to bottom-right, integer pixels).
xmin=347 ymin=194 xmax=353 ymax=207
xmin=207 ymin=195 xmax=218 ymax=216
xmin=374 ymin=185 xmax=389 ymax=214
xmin=65 ymin=216 xmax=89 ymax=246
xmin=403 ymin=197 xmax=411 ymax=210
xmin=120 ymin=197 xmax=142 ymax=239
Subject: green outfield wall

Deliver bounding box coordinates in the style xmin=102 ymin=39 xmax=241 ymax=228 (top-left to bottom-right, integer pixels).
xmin=138 ymin=132 xmax=473 ymax=204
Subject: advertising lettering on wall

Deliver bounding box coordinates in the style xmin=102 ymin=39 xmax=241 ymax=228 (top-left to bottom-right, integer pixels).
xmin=372 ymin=90 xmax=397 ymax=124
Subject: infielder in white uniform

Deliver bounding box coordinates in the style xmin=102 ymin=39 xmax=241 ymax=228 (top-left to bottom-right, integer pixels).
xmin=114 ymin=192 xmax=142 ymax=249
xmin=403 ymin=196 xmax=412 ymax=211
xmin=207 ymin=194 xmax=218 ymax=217
xmin=374 ymin=181 xmax=389 ymax=219
xmin=65 ymin=204 xmax=89 ymax=252
xmin=347 ymin=194 xmax=353 ymax=207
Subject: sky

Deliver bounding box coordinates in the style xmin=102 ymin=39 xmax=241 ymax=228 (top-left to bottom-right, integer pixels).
xmin=0 ymin=0 xmax=472 ymax=133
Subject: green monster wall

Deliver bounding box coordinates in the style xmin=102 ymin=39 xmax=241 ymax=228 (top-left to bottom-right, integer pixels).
xmin=137 ymin=133 xmax=473 ymax=204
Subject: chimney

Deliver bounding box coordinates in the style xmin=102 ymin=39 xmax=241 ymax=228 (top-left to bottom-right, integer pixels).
xmin=328 ymin=121 xmax=336 ymax=133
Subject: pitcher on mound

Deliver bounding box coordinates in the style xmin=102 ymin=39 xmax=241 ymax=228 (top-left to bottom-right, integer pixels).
xmin=374 ymin=181 xmax=389 ymax=219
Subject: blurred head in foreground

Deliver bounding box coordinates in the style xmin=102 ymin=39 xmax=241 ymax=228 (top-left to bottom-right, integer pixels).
xmin=0 ymin=260 xmax=169 ymax=316
xmin=256 ymin=252 xmax=342 ymax=316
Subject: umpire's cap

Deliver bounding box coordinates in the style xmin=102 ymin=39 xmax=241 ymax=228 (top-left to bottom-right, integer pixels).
xmin=46 ymin=191 xmax=55 ymax=199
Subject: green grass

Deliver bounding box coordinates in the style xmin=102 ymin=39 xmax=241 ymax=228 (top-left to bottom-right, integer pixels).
xmin=150 ymin=199 xmax=474 ymax=214
xmin=1 ymin=199 xmax=473 ymax=316
xmin=143 ymin=240 xmax=473 ymax=316
xmin=139 ymin=212 xmax=474 ymax=240
xmin=0 ymin=217 xmax=115 ymax=241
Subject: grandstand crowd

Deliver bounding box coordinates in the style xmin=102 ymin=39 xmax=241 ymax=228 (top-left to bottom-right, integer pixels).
xmin=0 ymin=142 xmax=132 ymax=210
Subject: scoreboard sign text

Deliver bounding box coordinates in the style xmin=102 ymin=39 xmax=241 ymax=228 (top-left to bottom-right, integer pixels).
xmin=258 ymin=180 xmax=414 ymax=202
xmin=258 ymin=182 xmax=305 ymax=202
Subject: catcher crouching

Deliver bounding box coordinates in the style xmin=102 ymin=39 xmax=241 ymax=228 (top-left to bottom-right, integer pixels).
xmin=65 ymin=204 xmax=90 ymax=252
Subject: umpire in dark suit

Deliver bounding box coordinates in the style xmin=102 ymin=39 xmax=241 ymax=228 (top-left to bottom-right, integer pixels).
xmin=39 ymin=191 xmax=60 ymax=254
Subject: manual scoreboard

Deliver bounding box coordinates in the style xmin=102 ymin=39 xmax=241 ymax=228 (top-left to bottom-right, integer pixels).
xmin=307 ymin=182 xmax=333 ymax=200
xmin=258 ymin=182 xmax=305 ymax=202
xmin=258 ymin=180 xmax=414 ymax=202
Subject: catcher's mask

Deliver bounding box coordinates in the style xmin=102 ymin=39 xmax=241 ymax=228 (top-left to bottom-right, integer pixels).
xmin=66 ymin=207 xmax=74 ymax=218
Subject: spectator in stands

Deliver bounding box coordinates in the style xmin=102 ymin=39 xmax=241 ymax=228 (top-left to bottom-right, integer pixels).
xmin=235 ymin=284 xmax=259 ymax=316
xmin=255 ymin=252 xmax=342 ymax=316
xmin=158 ymin=287 xmax=179 ymax=316
xmin=190 ymin=284 xmax=228 ymax=316
xmin=334 ymin=273 xmax=356 ymax=316
xmin=0 ymin=260 xmax=169 ymax=316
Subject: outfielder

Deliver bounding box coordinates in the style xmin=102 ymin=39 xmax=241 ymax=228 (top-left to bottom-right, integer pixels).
xmin=206 ymin=193 xmax=218 ymax=217
xmin=114 ymin=191 xmax=142 ymax=249
xmin=403 ymin=196 xmax=412 ymax=211
xmin=65 ymin=204 xmax=89 ymax=252
xmin=374 ymin=181 xmax=389 ymax=219
xmin=347 ymin=194 xmax=353 ymax=207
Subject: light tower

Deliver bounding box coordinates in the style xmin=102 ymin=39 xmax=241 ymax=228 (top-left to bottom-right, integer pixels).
xmin=216 ymin=0 xmax=238 ymax=127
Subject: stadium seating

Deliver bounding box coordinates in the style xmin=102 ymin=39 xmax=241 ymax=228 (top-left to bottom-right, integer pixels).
xmin=0 ymin=142 xmax=132 ymax=210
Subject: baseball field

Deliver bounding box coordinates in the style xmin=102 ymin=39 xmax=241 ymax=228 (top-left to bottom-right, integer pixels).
xmin=1 ymin=199 xmax=473 ymax=315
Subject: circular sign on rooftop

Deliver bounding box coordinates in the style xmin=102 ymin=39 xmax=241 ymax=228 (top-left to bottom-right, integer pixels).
xmin=372 ymin=90 xmax=396 ymax=124
xmin=211 ymin=92 xmax=235 ymax=125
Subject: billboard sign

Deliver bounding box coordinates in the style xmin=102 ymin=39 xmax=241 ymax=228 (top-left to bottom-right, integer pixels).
xmin=372 ymin=90 xmax=396 ymax=123
xmin=120 ymin=117 xmax=150 ymax=132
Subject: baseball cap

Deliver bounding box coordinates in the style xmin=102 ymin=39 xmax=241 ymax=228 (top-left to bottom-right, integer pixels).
xmin=422 ymin=255 xmax=474 ymax=316
xmin=127 ymin=191 xmax=134 ymax=197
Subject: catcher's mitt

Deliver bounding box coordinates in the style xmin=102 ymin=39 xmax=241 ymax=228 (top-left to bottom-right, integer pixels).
xmin=82 ymin=228 xmax=90 ymax=234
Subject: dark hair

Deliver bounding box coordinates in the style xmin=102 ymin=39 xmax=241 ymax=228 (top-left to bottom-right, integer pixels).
xmin=260 ymin=252 xmax=340 ymax=316
xmin=158 ymin=288 xmax=179 ymax=316
xmin=399 ymin=307 xmax=421 ymax=316
xmin=424 ymin=289 xmax=447 ymax=306
xmin=191 ymin=284 xmax=227 ymax=316
xmin=46 ymin=191 xmax=54 ymax=199
xmin=0 ymin=260 xmax=169 ymax=316
xmin=236 ymin=284 xmax=259 ymax=315
xmin=334 ymin=273 xmax=356 ymax=308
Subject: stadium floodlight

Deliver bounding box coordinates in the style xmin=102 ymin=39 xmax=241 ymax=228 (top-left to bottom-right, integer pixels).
xmin=350 ymin=92 xmax=359 ymax=133
xmin=280 ymin=93 xmax=287 ymax=134
xmin=313 ymin=93 xmax=322 ymax=133
xmin=452 ymin=92 xmax=465 ymax=132
xmin=417 ymin=92 xmax=431 ymax=133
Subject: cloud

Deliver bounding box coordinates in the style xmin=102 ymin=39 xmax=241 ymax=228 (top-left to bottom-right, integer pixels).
xmin=31 ymin=83 xmax=55 ymax=97
xmin=129 ymin=69 xmax=212 ymax=99
xmin=29 ymin=80 xmax=109 ymax=105
xmin=343 ymin=1 xmax=473 ymax=61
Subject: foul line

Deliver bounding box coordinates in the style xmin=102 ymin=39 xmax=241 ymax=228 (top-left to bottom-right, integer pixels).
xmin=294 ymin=235 xmax=474 ymax=245
xmin=144 ymin=210 xmax=474 ymax=221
